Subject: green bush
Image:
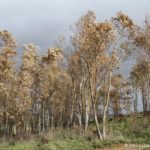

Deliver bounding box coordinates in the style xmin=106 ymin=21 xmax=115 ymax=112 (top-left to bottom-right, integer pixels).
xmin=36 ymin=142 xmax=50 ymax=150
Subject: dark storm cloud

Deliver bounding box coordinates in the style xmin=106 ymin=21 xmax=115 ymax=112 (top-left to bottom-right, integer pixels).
xmin=0 ymin=0 xmax=150 ymax=53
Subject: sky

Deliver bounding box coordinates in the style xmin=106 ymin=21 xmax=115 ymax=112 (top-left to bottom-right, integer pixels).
xmin=0 ymin=0 xmax=150 ymax=52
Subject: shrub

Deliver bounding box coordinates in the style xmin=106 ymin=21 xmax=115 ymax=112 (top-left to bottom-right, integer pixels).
xmin=38 ymin=134 xmax=49 ymax=144
xmin=8 ymin=139 xmax=16 ymax=146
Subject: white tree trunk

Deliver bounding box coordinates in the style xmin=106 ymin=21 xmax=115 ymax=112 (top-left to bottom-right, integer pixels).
xmin=102 ymin=70 xmax=112 ymax=139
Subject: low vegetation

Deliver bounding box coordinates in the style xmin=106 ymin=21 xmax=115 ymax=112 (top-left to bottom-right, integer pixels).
xmin=0 ymin=114 xmax=149 ymax=150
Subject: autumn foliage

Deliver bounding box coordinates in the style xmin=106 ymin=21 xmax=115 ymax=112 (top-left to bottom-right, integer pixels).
xmin=0 ymin=11 xmax=149 ymax=140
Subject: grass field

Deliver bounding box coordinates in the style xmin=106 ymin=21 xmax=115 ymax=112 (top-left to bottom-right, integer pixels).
xmin=0 ymin=114 xmax=149 ymax=150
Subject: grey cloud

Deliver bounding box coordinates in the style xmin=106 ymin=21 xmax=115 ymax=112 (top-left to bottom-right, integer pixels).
xmin=0 ymin=0 xmax=150 ymax=52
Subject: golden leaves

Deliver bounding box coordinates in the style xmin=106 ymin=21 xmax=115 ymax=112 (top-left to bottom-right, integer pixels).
xmin=23 ymin=44 xmax=38 ymax=61
xmin=111 ymin=74 xmax=124 ymax=88
xmin=42 ymin=48 xmax=61 ymax=65
xmin=21 ymin=43 xmax=38 ymax=72
xmin=3 ymin=47 xmax=16 ymax=57
xmin=131 ymin=59 xmax=150 ymax=84
xmin=134 ymin=33 xmax=147 ymax=48
xmin=109 ymin=51 xmax=120 ymax=70
xmin=76 ymin=11 xmax=114 ymax=55
xmin=134 ymin=19 xmax=150 ymax=57
xmin=0 ymin=30 xmax=16 ymax=48
xmin=0 ymin=31 xmax=17 ymax=119
xmin=115 ymin=12 xmax=134 ymax=28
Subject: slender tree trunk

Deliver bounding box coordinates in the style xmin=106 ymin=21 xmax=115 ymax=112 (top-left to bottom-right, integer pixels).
xmin=147 ymin=91 xmax=150 ymax=112
xmin=102 ymin=70 xmax=112 ymax=139
xmin=38 ymin=114 xmax=41 ymax=134
xmin=84 ymin=96 xmax=89 ymax=132
xmin=70 ymin=98 xmax=74 ymax=127
xmin=93 ymin=101 xmax=103 ymax=140
xmin=42 ymin=105 xmax=45 ymax=132
xmin=134 ymin=89 xmax=138 ymax=112
xmin=84 ymin=78 xmax=90 ymax=132
xmin=142 ymin=86 xmax=147 ymax=112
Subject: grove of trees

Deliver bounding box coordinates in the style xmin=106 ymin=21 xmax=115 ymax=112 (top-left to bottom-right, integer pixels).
xmin=0 ymin=11 xmax=149 ymax=140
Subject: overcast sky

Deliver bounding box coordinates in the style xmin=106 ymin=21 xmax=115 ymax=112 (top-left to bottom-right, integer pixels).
xmin=0 ymin=0 xmax=150 ymax=52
